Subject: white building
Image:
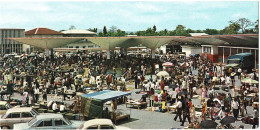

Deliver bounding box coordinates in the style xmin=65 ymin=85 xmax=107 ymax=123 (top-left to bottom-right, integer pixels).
xmin=181 ymin=45 xmax=202 ymax=57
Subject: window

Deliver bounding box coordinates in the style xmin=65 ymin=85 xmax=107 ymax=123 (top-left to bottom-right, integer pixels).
xmin=88 ymin=45 xmax=93 ymax=48
xmin=76 ymin=46 xmax=79 ymax=48
xmin=100 ymin=125 xmax=114 ymax=129
xmin=203 ymin=47 xmax=211 ymax=53
xmin=37 ymin=120 xmax=53 ymax=127
xmin=22 ymin=112 xmax=33 ymax=118
xmin=7 ymin=113 xmax=20 ymax=118
xmin=0 ymin=105 xmax=7 ymax=110
xmin=37 ymin=121 xmax=44 ymax=127
xmin=69 ymin=46 xmax=73 ymax=48
xmin=54 ymin=119 xmax=67 ymax=126
xmin=87 ymin=125 xmax=98 ymax=129
xmin=83 ymin=46 xmax=86 ymax=48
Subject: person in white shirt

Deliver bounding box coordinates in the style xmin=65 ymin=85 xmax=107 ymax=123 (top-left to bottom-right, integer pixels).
xmin=34 ymin=87 xmax=40 ymax=103
xmin=171 ymin=89 xmax=177 ymax=105
xmin=237 ymin=68 xmax=242 ymax=80
xmin=52 ymin=102 xmax=58 ymax=113
xmin=47 ymin=100 xmax=53 ymax=110
xmin=60 ymin=103 xmax=66 ymax=112
xmin=232 ymin=98 xmax=239 ymax=119
xmin=150 ymin=82 xmax=155 ymax=89
xmin=174 ymin=99 xmax=183 ymax=122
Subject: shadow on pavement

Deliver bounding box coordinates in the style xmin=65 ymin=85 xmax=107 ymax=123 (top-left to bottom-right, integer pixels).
xmin=116 ymin=118 xmax=139 ymax=125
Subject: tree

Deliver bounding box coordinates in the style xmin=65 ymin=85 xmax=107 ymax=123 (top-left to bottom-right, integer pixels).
xmin=164 ymin=29 xmax=168 ymax=35
xmin=69 ymin=25 xmax=76 ymax=30
xmin=174 ymin=25 xmax=190 ymax=36
xmin=204 ymin=29 xmax=219 ymax=35
xmin=98 ymin=32 xmax=104 ymax=37
xmin=109 ymin=26 xmax=117 ymax=32
xmin=223 ymin=22 xmax=240 ymax=34
xmin=103 ymin=26 xmax=107 ymax=36
xmin=230 ymin=18 xmax=254 ymax=33
xmin=254 ymin=20 xmax=258 ymax=33
xmin=88 ymin=28 xmax=97 ymax=32
xmin=146 ymin=27 xmax=153 ymax=36
xmin=153 ymin=25 xmax=157 ymax=33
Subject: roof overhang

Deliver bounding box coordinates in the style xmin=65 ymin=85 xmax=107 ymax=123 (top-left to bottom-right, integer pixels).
xmin=8 ymin=34 xmax=258 ymax=50
xmin=8 ymin=37 xmax=85 ymax=49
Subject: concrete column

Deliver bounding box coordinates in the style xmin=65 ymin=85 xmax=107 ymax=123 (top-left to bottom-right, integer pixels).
xmin=107 ymin=50 xmax=111 ymax=59
xmin=222 ymin=47 xmax=224 ymax=63
xmin=45 ymin=49 xmax=50 ymax=56
xmin=151 ymin=49 xmax=155 ymax=59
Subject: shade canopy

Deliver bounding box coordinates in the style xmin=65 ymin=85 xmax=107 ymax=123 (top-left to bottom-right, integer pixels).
xmin=8 ymin=34 xmax=258 ymax=50
xmin=81 ymin=90 xmax=131 ymax=102
xmin=8 ymin=37 xmax=84 ymax=49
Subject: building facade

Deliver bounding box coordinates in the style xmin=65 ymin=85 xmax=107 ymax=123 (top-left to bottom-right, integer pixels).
xmin=61 ymin=29 xmax=98 ymax=49
xmin=24 ymin=28 xmax=63 ymax=53
xmin=0 ymin=28 xmax=25 ymax=55
xmin=201 ymin=45 xmax=258 ymax=67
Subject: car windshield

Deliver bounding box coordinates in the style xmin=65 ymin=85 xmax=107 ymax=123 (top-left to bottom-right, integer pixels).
xmin=5 ymin=104 xmax=11 ymax=109
xmin=227 ymin=59 xmax=240 ymax=64
xmin=63 ymin=117 xmax=72 ymax=125
xmin=28 ymin=117 xmax=37 ymax=126
xmin=32 ymin=109 xmax=39 ymax=116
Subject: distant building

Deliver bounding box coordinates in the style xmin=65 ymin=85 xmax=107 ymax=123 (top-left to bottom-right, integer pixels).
xmin=62 ymin=29 xmax=96 ymax=37
xmin=25 ymin=27 xmax=63 ymax=53
xmin=0 ymin=28 xmax=25 ymax=55
xmin=60 ymin=29 xmax=98 ymax=49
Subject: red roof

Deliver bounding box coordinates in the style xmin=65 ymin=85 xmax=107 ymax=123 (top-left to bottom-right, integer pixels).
xmin=25 ymin=28 xmax=63 ymax=35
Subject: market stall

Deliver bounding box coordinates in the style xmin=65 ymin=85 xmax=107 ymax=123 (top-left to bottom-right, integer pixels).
xmin=80 ymin=90 xmax=131 ymax=124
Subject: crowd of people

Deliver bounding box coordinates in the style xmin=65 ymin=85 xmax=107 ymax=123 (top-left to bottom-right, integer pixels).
xmin=0 ymin=50 xmax=259 ymax=129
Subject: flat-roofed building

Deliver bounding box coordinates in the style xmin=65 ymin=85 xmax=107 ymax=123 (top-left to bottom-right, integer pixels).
xmin=0 ymin=28 xmax=25 ymax=55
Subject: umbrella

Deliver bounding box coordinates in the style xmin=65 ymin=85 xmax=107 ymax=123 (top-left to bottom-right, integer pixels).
xmin=213 ymin=98 xmax=221 ymax=104
xmin=200 ymin=120 xmax=218 ymax=129
xmin=162 ymin=62 xmax=173 ymax=67
xmin=241 ymin=77 xmax=258 ymax=84
xmin=156 ymin=71 xmax=169 ymax=77
xmin=220 ymin=116 xmax=236 ymax=125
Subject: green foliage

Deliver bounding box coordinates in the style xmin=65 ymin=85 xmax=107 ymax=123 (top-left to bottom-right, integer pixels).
xmin=230 ymin=18 xmax=255 ymax=34
xmin=88 ymin=28 xmax=97 ymax=33
xmin=103 ymin=26 xmax=107 ymax=35
xmin=223 ymin=22 xmax=240 ymax=34
xmin=95 ymin=18 xmax=255 ymax=37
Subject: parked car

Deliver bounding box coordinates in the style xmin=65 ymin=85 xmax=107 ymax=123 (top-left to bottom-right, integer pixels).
xmin=0 ymin=107 xmax=39 ymax=129
xmin=0 ymin=101 xmax=11 ymax=115
xmin=13 ymin=114 xmax=83 ymax=129
xmin=77 ymin=119 xmax=130 ymax=130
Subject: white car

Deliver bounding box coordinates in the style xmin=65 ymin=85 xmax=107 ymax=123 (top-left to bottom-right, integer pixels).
xmin=13 ymin=114 xmax=83 ymax=129
xmin=77 ymin=119 xmax=130 ymax=130
xmin=0 ymin=107 xmax=39 ymax=129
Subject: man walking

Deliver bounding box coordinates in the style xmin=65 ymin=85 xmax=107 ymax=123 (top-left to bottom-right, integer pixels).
xmin=174 ymin=98 xmax=183 ymax=122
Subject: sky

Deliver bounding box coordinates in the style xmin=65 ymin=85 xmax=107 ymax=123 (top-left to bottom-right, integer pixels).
xmin=0 ymin=1 xmax=258 ymax=32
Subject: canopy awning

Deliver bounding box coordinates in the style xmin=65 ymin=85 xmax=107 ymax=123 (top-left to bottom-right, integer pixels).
xmin=8 ymin=34 xmax=258 ymax=50
xmin=81 ymin=90 xmax=131 ymax=102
